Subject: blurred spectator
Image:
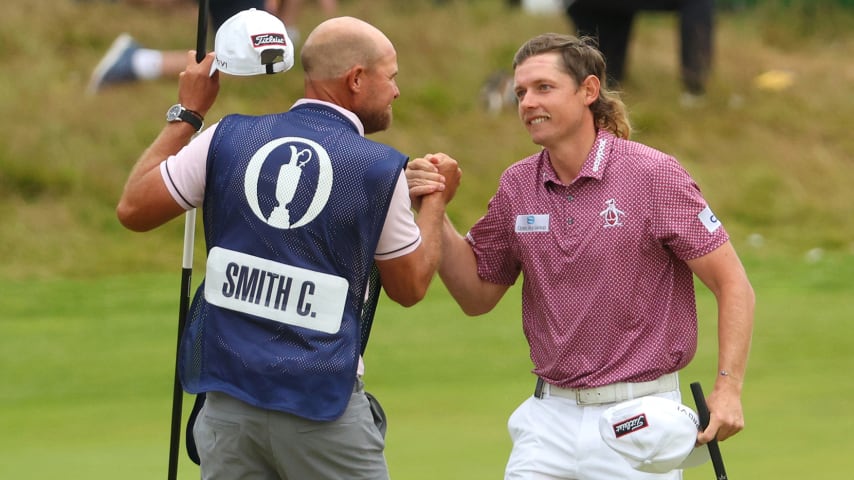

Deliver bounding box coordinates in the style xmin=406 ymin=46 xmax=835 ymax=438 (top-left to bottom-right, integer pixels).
xmin=564 ymin=0 xmax=714 ymax=106
xmin=87 ymin=0 xmax=337 ymax=94
xmin=478 ymin=69 xmax=515 ymax=116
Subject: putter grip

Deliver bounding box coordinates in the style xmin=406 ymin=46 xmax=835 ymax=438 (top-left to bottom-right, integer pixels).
xmin=690 ymin=382 xmax=729 ymax=480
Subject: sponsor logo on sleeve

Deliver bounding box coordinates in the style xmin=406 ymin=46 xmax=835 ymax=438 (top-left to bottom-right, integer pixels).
xmin=698 ymin=205 xmax=722 ymax=233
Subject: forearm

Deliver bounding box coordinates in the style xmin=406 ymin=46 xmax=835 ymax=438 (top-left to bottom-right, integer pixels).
xmin=377 ymin=192 xmax=445 ymax=307
xmin=438 ymin=215 xmax=506 ymax=315
xmin=130 ymin=122 xmax=197 ymax=190
xmin=409 ymin=192 xmax=446 ymax=288
xmin=714 ymin=280 xmax=755 ymax=394
xmin=118 ymin=50 xmax=218 ymax=232
xmin=116 ymin=122 xmax=197 ymax=231
xmin=691 ymin=278 xmax=754 ymax=443
xmin=687 ymin=242 xmax=755 ymax=393
xmin=688 ymin=242 xmax=755 ymax=442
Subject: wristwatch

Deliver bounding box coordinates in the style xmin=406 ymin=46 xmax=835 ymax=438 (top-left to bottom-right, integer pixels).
xmin=166 ymin=104 xmax=204 ymax=132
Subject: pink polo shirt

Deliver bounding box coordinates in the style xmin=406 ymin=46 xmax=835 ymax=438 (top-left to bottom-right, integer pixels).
xmin=467 ymin=129 xmax=728 ymax=388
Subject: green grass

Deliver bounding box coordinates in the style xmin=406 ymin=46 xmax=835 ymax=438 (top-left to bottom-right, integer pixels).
xmin=2 ymin=0 xmax=853 ymax=478
xmin=2 ymin=0 xmax=853 ymax=279
xmin=2 ymin=252 xmax=854 ymax=479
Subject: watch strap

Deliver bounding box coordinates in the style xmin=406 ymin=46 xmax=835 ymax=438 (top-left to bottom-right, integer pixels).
xmin=167 ymin=104 xmax=204 ymax=132
xmin=177 ymin=108 xmax=204 ymax=132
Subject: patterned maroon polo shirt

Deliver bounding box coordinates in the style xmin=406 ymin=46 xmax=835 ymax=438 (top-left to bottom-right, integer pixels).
xmin=467 ymin=129 xmax=728 ymax=388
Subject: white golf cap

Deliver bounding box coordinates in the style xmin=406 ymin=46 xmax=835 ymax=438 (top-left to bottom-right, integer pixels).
xmin=599 ymin=396 xmax=710 ymax=474
xmin=211 ymin=8 xmax=294 ymax=76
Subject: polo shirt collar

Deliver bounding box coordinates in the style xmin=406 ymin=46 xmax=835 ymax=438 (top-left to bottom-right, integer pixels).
xmin=539 ymin=129 xmax=616 ymax=186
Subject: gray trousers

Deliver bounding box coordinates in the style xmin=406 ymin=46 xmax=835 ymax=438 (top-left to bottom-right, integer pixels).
xmin=194 ymin=380 xmax=389 ymax=480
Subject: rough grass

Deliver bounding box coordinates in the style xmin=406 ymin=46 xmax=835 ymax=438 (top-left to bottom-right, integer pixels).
xmin=1 ymin=0 xmax=853 ymax=279
xmin=2 ymin=253 xmax=854 ymax=479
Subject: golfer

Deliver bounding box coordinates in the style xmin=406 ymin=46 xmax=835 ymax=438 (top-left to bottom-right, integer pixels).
xmin=407 ymin=33 xmax=754 ymax=479
xmin=117 ymin=16 xmax=459 ymax=480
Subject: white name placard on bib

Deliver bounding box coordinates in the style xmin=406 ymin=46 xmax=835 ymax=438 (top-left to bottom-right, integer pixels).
xmin=205 ymin=247 xmax=349 ymax=334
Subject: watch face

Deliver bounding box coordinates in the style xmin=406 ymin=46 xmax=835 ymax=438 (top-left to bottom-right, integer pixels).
xmin=166 ymin=104 xmax=183 ymax=121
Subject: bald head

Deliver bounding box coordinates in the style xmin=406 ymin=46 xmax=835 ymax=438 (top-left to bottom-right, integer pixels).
xmin=301 ymin=16 xmax=394 ymax=80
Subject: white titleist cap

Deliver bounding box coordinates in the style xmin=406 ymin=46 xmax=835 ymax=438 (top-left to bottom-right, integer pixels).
xmin=599 ymin=396 xmax=710 ymax=474
xmin=211 ymin=8 xmax=294 ymax=76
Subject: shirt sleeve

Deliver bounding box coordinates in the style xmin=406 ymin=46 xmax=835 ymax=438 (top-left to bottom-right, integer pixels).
xmin=159 ymin=123 xmax=218 ymax=210
xmin=467 ymin=182 xmax=521 ymax=286
xmin=374 ymin=171 xmax=421 ymax=260
xmin=650 ymin=157 xmax=729 ymax=261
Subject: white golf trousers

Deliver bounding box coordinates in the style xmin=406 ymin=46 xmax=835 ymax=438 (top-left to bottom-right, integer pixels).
xmin=505 ymin=388 xmax=684 ymax=480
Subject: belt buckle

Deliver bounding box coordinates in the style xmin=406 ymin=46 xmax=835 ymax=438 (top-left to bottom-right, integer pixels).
xmin=576 ymin=385 xmax=616 ymax=405
xmin=575 ymin=388 xmax=598 ymax=405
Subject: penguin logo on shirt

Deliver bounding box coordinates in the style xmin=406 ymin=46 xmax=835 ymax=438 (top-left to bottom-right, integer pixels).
xmin=600 ymin=198 xmax=627 ymax=227
xmin=244 ymin=137 xmax=333 ymax=229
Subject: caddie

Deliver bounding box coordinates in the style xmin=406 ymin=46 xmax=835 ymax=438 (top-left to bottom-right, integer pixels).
xmin=116 ymin=11 xmax=460 ymax=480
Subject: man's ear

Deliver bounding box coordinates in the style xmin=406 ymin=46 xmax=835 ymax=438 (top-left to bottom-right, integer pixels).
xmin=347 ymin=66 xmax=365 ymax=93
xmin=581 ymin=74 xmax=600 ymax=106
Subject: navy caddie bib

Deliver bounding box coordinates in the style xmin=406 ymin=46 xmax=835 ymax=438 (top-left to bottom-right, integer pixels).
xmin=178 ymin=103 xmax=406 ymax=421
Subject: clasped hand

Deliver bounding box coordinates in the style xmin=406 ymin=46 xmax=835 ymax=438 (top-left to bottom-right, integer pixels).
xmin=406 ymin=153 xmax=461 ymax=211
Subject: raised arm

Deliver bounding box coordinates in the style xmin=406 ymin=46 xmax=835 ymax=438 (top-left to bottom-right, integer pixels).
xmin=406 ymin=156 xmax=509 ymax=315
xmin=116 ymin=50 xmax=219 ymax=231
xmin=686 ymin=240 xmax=755 ymax=444
xmin=376 ymin=154 xmax=461 ymax=307
xmin=437 ymin=215 xmax=509 ymax=315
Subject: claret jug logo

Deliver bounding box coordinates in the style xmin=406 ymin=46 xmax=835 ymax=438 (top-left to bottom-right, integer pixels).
xmin=244 ymin=137 xmax=333 ymax=229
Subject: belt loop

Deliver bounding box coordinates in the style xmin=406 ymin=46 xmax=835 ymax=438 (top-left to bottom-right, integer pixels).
xmin=534 ymin=377 xmax=545 ymax=399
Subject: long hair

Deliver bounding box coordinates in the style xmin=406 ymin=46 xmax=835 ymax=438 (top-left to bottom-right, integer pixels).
xmin=513 ymin=33 xmax=631 ymax=139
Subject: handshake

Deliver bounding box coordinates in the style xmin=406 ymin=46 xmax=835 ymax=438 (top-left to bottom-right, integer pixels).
xmin=406 ymin=153 xmax=462 ymax=211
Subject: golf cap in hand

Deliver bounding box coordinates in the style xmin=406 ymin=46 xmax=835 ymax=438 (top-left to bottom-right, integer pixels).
xmin=211 ymin=8 xmax=294 ymax=76
xmin=599 ymin=396 xmax=710 ymax=474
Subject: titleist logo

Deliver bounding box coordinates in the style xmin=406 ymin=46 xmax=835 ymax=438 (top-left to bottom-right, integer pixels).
xmin=613 ymin=413 xmax=648 ymax=438
xmin=252 ymin=33 xmax=286 ymax=47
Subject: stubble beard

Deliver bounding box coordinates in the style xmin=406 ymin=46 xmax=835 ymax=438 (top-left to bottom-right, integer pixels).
xmin=361 ymin=106 xmax=392 ymax=135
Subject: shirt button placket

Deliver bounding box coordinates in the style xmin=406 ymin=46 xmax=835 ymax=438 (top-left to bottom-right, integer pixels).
xmin=566 ymin=194 xmax=574 ymax=225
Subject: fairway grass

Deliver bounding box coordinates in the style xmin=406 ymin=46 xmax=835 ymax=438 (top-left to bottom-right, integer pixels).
xmin=3 ymin=0 xmax=852 ymax=478
xmin=2 ymin=252 xmax=852 ymax=479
